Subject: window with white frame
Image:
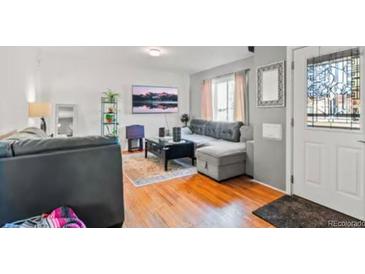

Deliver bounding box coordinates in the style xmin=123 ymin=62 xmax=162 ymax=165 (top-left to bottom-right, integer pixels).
xmin=212 ymin=74 xmax=235 ymax=121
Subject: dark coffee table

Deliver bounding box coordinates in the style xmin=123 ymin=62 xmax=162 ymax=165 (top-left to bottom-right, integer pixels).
xmin=145 ymin=137 xmax=195 ymax=171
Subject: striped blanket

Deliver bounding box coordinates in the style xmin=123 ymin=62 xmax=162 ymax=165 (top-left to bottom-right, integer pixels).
xmin=3 ymin=207 xmax=86 ymax=228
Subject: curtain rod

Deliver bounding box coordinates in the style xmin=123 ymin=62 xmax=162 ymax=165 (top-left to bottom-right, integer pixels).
xmin=211 ymin=68 xmax=250 ymax=80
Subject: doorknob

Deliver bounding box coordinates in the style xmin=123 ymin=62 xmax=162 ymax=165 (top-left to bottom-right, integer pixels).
xmin=358 ymin=140 xmax=365 ymax=144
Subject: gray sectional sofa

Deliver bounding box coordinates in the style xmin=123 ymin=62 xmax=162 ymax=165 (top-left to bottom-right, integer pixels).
xmin=182 ymin=119 xmax=254 ymax=181
xmin=0 ymin=129 xmax=124 ymax=228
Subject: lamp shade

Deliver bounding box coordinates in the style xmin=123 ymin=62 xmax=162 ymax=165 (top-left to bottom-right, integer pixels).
xmin=28 ymin=102 xmax=51 ymax=118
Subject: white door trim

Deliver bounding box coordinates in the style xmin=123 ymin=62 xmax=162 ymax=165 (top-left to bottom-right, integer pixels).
xmin=285 ymin=46 xmax=306 ymax=195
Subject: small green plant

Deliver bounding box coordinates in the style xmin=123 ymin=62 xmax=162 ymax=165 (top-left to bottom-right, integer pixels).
xmin=103 ymin=89 xmax=119 ymax=102
xmin=105 ymin=113 xmax=114 ymax=123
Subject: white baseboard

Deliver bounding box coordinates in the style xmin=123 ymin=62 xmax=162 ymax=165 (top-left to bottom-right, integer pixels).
xmin=251 ymin=179 xmax=287 ymax=194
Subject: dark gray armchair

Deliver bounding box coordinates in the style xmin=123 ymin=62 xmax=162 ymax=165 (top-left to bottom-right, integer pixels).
xmin=0 ymin=136 xmax=124 ymax=228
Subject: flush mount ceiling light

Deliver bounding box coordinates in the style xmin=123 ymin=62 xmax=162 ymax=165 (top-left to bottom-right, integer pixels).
xmin=149 ymin=48 xmax=161 ymax=57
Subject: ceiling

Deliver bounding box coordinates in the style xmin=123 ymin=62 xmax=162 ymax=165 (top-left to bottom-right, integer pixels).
xmin=40 ymin=46 xmax=253 ymax=74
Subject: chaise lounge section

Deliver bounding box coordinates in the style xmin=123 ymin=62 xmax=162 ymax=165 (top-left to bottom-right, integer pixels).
xmin=182 ymin=119 xmax=254 ymax=181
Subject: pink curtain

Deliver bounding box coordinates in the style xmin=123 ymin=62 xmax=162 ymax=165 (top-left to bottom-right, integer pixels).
xmin=201 ymin=79 xmax=213 ymax=120
xmin=234 ymin=72 xmax=246 ymax=123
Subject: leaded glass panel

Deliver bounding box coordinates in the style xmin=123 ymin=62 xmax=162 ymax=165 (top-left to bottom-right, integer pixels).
xmin=307 ymin=48 xmax=360 ymax=130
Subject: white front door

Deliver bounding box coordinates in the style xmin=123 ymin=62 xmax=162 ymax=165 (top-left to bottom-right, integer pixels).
xmin=293 ymin=46 xmax=365 ymax=220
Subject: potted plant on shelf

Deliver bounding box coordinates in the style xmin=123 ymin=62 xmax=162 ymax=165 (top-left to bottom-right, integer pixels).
xmin=103 ymin=89 xmax=119 ymax=103
xmin=105 ymin=113 xmax=114 ymax=123
xmin=180 ymin=113 xmax=190 ymax=127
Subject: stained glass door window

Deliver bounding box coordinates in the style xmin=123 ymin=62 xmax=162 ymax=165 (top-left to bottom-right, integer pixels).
xmin=307 ymin=48 xmax=360 ymax=130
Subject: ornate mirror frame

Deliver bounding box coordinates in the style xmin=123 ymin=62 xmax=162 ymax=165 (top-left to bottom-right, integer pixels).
xmin=257 ymin=61 xmax=285 ymax=107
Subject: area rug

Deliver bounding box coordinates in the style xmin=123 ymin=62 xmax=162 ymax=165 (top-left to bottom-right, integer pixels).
xmin=123 ymin=153 xmax=197 ymax=187
xmin=253 ymin=195 xmax=365 ymax=228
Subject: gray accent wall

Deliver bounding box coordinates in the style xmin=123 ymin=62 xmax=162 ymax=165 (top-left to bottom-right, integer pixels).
xmin=253 ymin=47 xmax=287 ymax=190
xmin=189 ymin=46 xmax=287 ymax=191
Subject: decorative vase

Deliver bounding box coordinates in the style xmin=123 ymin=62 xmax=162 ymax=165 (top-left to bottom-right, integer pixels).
xmin=173 ymin=127 xmax=181 ymax=142
xmin=159 ymin=127 xmax=165 ymax=137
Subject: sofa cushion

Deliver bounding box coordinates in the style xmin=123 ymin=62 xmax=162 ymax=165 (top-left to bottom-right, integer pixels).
xmin=0 ymin=141 xmax=13 ymax=158
xmin=205 ymin=121 xmax=220 ymax=138
xmin=218 ymin=121 xmax=243 ymax=142
xmin=182 ymin=134 xmax=216 ymax=148
xmin=11 ymin=136 xmax=119 ymax=157
xmin=189 ymin=119 xmax=207 ymax=135
xmin=196 ymin=141 xmax=246 ymax=166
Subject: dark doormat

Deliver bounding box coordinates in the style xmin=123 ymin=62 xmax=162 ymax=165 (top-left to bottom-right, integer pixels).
xmin=253 ymin=195 xmax=365 ymax=228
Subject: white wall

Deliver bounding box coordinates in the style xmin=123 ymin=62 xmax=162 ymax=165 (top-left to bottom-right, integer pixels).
xmin=0 ymin=47 xmax=39 ymax=132
xmin=39 ymin=50 xmax=190 ymax=149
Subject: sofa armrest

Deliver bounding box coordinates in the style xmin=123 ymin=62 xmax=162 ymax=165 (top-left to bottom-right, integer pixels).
xmin=245 ymin=140 xmax=254 ymax=177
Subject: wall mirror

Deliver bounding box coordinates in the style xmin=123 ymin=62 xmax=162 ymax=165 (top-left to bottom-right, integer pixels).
xmin=257 ymin=61 xmax=285 ymax=107
xmin=55 ymin=104 xmax=77 ymax=137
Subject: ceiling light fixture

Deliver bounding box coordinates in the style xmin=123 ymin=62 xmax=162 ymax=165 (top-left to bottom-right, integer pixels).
xmin=149 ymin=48 xmax=161 ymax=57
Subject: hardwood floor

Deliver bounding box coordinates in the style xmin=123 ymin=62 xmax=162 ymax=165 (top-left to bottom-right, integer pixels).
xmin=123 ymin=164 xmax=284 ymax=227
